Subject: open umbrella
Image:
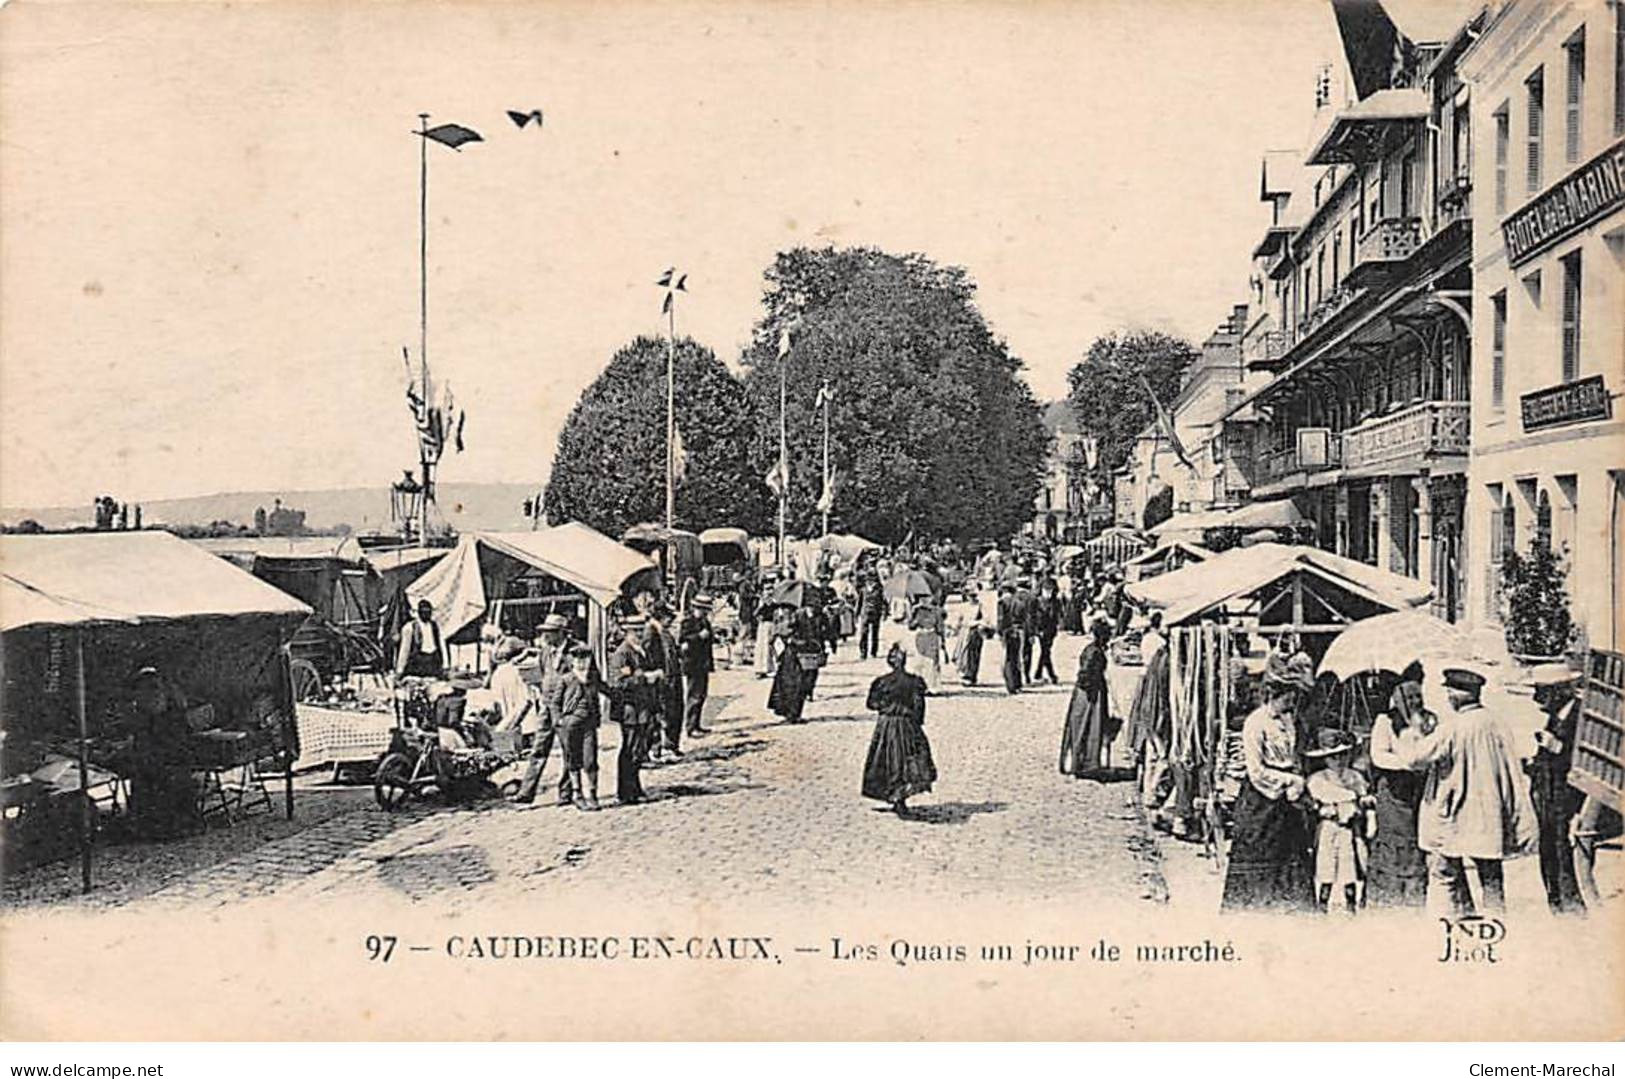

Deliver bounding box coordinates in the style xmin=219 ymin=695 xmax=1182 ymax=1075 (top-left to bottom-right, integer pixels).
xmin=1318 ymin=610 xmax=1473 ymax=679
xmin=762 ymin=578 xmax=813 ymax=610
xmin=885 ymin=569 xmax=936 ymax=602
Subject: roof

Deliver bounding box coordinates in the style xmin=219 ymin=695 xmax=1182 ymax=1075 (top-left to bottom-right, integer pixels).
xmin=406 ymin=523 xmax=659 ymax=638
xmin=1151 ymin=499 xmax=1308 ymax=537
xmin=1251 ymin=225 xmax=1296 ymax=259
xmin=1124 ymin=540 xmax=1212 ymax=569
xmin=1042 ymin=400 xmax=1082 ymax=436
xmin=190 ymin=534 xmax=364 ymax=562
xmin=1125 ymin=542 xmax=1433 ymax=626
xmin=362 ymin=546 xmax=449 ymax=574
xmin=1307 ymin=88 xmax=1430 ymax=165
xmin=699 ymin=527 xmax=750 ymax=547
xmin=1260 ymin=150 xmax=1305 ymax=202
xmin=1 ymin=531 xmax=312 ymax=633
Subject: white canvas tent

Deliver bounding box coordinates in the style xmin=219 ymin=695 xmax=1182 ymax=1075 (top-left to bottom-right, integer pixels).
xmin=405 ymin=523 xmax=659 ymax=667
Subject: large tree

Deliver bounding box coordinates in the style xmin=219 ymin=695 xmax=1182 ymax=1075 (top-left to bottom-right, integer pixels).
xmin=544 ymin=335 xmax=771 ymax=537
xmin=1065 ymin=330 xmax=1200 ymax=493
xmin=739 ymin=247 xmax=1047 ymax=547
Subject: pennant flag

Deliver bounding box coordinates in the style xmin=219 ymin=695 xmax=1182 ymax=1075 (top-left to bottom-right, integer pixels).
xmin=658 ymin=268 xmax=688 ymax=316
xmin=777 ymin=329 xmax=793 ymax=360
xmin=507 ymin=109 xmax=544 ymax=129
xmin=814 ymin=382 xmax=832 ymax=409
xmin=765 ymin=461 xmax=788 ymax=497
xmin=1138 ymin=372 xmax=1191 ymax=469
xmin=454 ymin=411 xmax=466 ymax=453
xmin=816 ymin=469 xmax=837 ymax=514
xmin=418 ymin=123 xmax=484 ymax=151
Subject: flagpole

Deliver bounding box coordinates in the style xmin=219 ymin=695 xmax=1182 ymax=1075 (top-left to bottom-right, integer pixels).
xmin=778 ymin=336 xmax=788 ymax=569
xmin=666 ymin=300 xmax=676 ymax=531
xmin=417 ymin=111 xmax=432 ymax=545
xmin=821 ymin=380 xmax=830 ymax=538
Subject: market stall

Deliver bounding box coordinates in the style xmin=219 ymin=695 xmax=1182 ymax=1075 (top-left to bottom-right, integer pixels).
xmin=406 ymin=523 xmax=660 ymax=672
xmin=1123 ymin=540 xmax=1211 ymax=583
xmin=0 ymin=532 xmax=311 ymax=890
xmin=1084 ymin=526 xmax=1149 ymax=571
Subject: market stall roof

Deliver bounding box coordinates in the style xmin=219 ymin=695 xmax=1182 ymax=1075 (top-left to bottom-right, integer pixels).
xmin=1151 ymin=499 xmax=1306 ymax=537
xmin=1125 ymin=542 xmax=1432 ymax=627
xmin=0 ymin=531 xmax=312 ymax=634
xmin=1085 ymin=527 xmax=1148 ymax=549
xmin=406 ymin=524 xmax=659 ymax=638
xmin=1124 ymin=540 xmax=1212 ymax=570
xmin=190 ymin=534 xmax=365 ymax=564
xmin=361 ymin=545 xmax=449 ymax=575
xmin=820 ymin=533 xmax=881 ymax=559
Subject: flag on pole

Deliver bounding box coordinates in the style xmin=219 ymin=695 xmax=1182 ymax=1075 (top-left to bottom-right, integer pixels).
xmin=816 ymin=470 xmax=837 ymax=514
xmin=658 ymin=270 xmax=688 ymax=315
xmin=814 ymin=382 xmax=832 ymax=409
xmin=418 ymin=123 xmax=484 ymax=150
xmin=507 ymin=109 xmax=544 ymax=129
xmin=765 ymin=461 xmax=788 ymax=497
xmin=777 ymin=329 xmax=793 ymax=359
xmin=1138 ymin=372 xmax=1192 ymax=469
xmin=454 ymin=411 xmax=466 ymax=453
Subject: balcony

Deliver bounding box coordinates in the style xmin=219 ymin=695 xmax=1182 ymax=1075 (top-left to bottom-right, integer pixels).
xmin=1341 ymin=400 xmax=1469 ymax=475
xmin=1247 ymin=329 xmax=1292 ymax=371
xmin=1256 ymin=432 xmax=1343 ymax=489
xmin=1346 ymin=216 xmax=1422 ymax=288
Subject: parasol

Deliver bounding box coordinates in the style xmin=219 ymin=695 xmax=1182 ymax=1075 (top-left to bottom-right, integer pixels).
xmin=1318 ymin=610 xmax=1473 ymax=679
xmin=885 ymin=569 xmax=937 ymax=601
xmin=762 ymin=578 xmax=814 ymax=610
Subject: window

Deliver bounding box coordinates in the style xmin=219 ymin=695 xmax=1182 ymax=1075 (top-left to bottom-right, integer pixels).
xmin=1562 ymin=251 xmax=1583 ymax=382
xmin=1489 ymin=482 xmax=1508 ymax=615
xmin=1332 ymin=231 xmax=1342 ymax=289
xmin=1537 ymin=489 xmax=1553 ymax=550
xmin=1616 ymin=0 xmax=1624 ymax=136
xmin=1555 ymin=475 xmax=1579 ymax=555
xmin=1453 ymin=101 xmax=1470 ymax=181
xmin=1494 ymin=106 xmax=1510 ymax=215
xmin=1491 ymin=291 xmax=1507 ymax=409
xmin=1401 ymin=149 xmax=1416 ymax=215
xmin=1316 ymin=246 xmax=1326 ymax=303
xmin=1566 ymin=32 xmax=1586 ymax=165
xmin=1527 ymin=68 xmax=1545 ymax=193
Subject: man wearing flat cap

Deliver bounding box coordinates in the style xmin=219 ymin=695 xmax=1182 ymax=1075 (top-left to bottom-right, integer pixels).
xmin=608 ymin=611 xmax=663 ymax=805
xmin=512 ymin=615 xmax=573 ymax=807
xmin=1383 ymin=665 xmax=1536 ymax=916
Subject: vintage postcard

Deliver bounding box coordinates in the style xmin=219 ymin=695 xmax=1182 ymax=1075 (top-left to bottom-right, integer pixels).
xmin=2 ymin=0 xmax=1623 ymax=1042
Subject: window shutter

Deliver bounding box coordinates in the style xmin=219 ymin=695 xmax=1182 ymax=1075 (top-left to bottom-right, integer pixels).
xmin=1495 ymin=111 xmax=1509 ymax=215
xmin=1562 ymin=254 xmax=1583 ymax=383
xmin=1528 ymin=71 xmax=1544 ymax=193
xmin=1567 ymin=41 xmax=1585 ymax=164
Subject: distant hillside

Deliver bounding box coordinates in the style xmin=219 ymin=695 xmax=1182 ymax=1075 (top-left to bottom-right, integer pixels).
xmin=1 ymin=482 xmax=542 ymax=534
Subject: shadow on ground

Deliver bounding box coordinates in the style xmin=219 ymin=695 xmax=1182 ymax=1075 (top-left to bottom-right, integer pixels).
xmin=901 ymin=800 xmax=1009 ymax=825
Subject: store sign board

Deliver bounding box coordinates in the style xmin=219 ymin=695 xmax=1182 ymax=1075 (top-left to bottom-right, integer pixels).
xmin=1520 ymin=374 xmax=1612 ymax=432
xmin=1502 ymin=138 xmax=1625 ymax=267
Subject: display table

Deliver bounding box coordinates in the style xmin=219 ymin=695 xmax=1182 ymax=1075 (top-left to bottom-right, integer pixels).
xmin=293 ymin=703 xmax=396 ymax=778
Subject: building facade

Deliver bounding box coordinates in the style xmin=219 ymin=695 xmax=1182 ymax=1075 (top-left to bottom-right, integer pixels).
xmin=1225 ymin=5 xmax=1482 ymax=622
xmin=1459 ymin=0 xmax=1625 ymax=651
xmin=1029 ymin=401 xmax=1106 ymax=544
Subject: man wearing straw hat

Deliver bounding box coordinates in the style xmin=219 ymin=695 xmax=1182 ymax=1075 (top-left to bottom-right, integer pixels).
xmin=608 ymin=612 xmax=663 ymax=805
xmin=1525 ymin=663 xmax=1586 ymax=914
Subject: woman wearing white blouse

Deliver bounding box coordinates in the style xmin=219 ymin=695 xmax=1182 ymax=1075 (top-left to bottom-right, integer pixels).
xmin=1220 ymin=668 xmax=1315 ymax=913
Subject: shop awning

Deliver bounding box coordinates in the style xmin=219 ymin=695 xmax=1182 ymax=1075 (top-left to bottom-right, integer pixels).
xmin=1307 ymin=89 xmax=1429 ymax=165
xmin=1 ymin=532 xmax=312 ymax=634
xmin=1125 ymin=542 xmax=1433 ymax=627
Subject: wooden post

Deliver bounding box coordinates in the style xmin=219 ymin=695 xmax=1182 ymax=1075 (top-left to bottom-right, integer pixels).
xmin=75 ymin=631 xmax=92 ymax=894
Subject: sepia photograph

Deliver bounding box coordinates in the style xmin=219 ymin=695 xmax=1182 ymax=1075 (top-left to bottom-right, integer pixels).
xmin=1 ymin=0 xmax=1622 ymax=1044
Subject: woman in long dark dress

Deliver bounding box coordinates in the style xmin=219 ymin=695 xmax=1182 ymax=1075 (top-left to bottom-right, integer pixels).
xmin=768 ymin=605 xmax=818 ymax=723
xmin=1220 ymin=670 xmax=1315 ymax=913
xmin=1059 ymin=618 xmax=1113 ymax=777
xmin=1365 ymin=676 xmax=1432 ymax=909
xmin=862 ymin=644 xmax=937 ymax=815
xmin=954 ymin=606 xmax=987 ymax=686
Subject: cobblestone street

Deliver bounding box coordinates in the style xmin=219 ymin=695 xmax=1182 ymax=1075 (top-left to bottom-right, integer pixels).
xmin=3 ymin=620 xmax=1167 ymax=914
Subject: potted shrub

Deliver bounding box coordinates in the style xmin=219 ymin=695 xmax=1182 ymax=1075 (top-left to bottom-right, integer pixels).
xmin=1500 ymin=539 xmax=1575 ymax=663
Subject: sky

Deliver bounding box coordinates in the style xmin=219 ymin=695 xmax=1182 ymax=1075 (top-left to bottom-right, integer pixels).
xmin=0 ymin=0 xmax=1383 ymax=510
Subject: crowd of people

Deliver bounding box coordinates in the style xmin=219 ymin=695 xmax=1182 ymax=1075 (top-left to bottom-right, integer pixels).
xmin=391 ymin=538 xmax=1618 ymax=919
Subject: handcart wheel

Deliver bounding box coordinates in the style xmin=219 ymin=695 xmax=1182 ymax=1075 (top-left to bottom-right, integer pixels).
xmin=373 ymin=753 xmax=415 ymax=811
xmin=289 ymin=659 xmax=322 ymax=703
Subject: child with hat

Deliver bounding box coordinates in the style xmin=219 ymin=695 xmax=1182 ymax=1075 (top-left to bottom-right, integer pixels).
xmin=1306 ymin=727 xmax=1373 ymax=914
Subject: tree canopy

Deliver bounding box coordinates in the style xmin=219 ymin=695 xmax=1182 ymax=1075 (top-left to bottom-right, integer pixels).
xmin=1064 ymin=330 xmax=1200 ymax=488
xmin=738 ymin=247 xmax=1047 ymax=547
xmin=544 ymin=335 xmax=771 ymax=537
